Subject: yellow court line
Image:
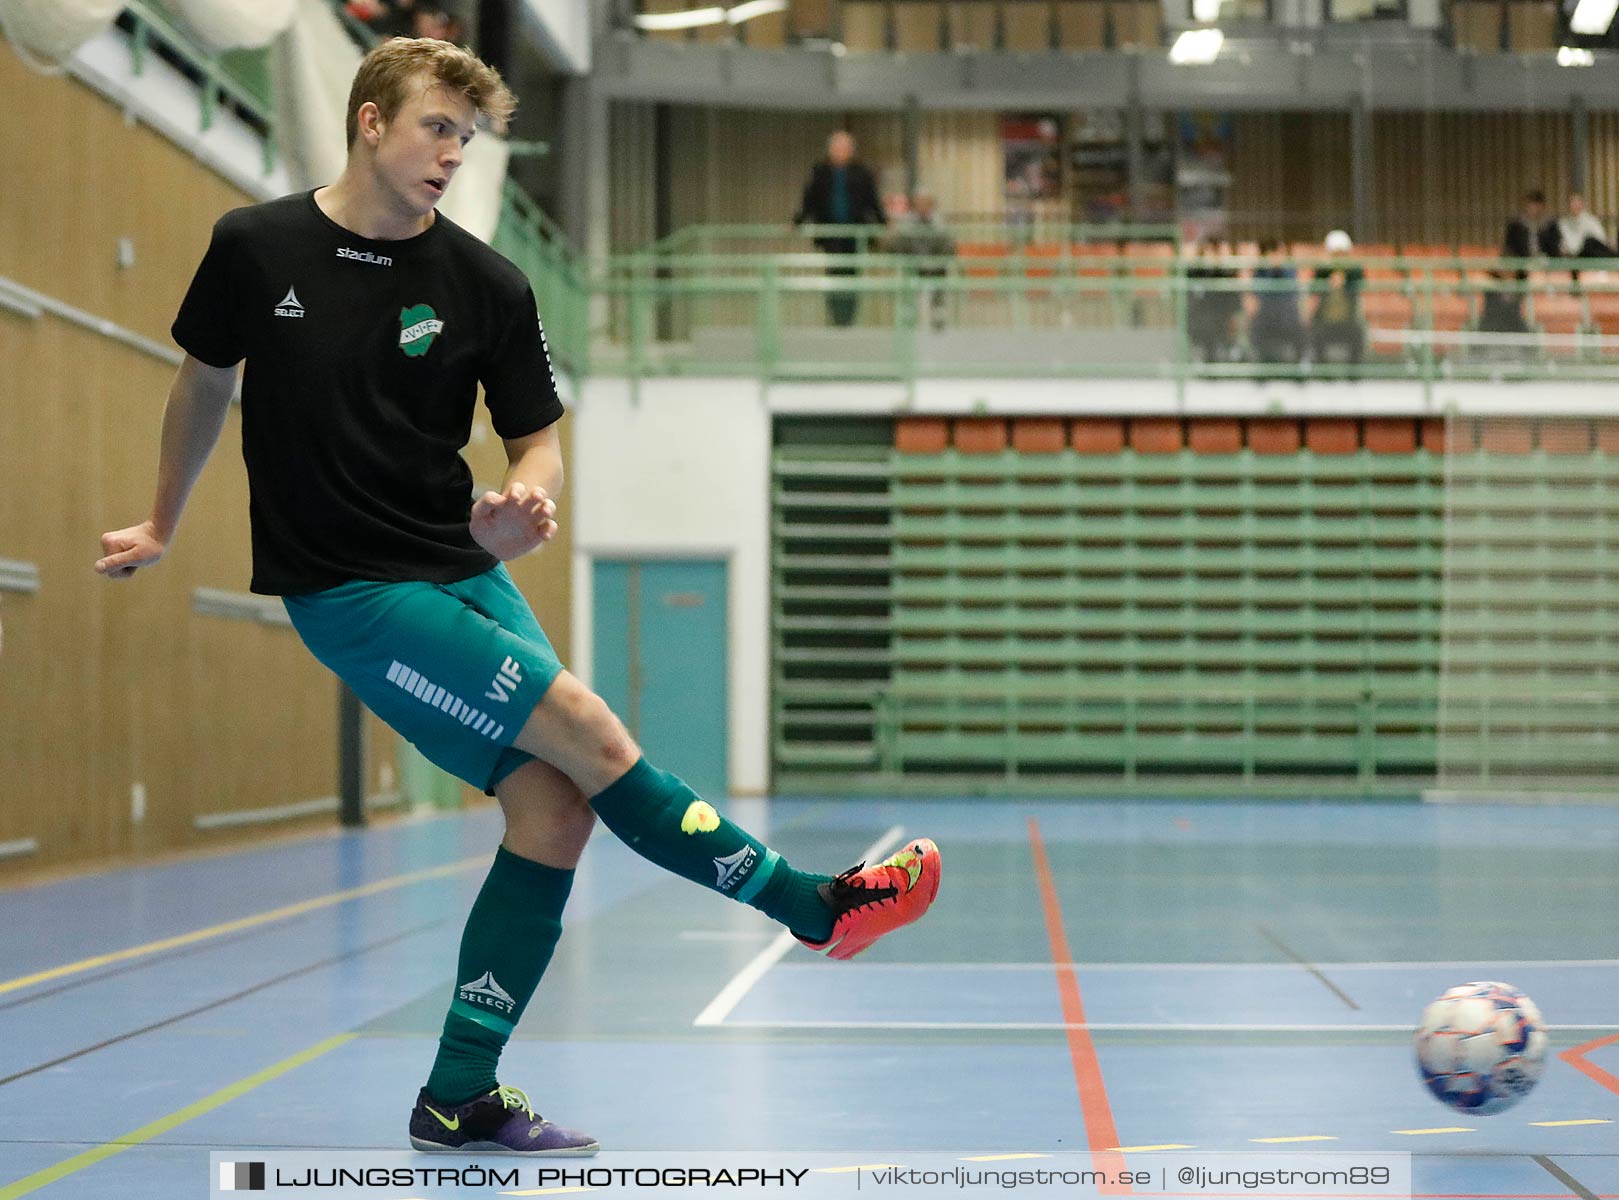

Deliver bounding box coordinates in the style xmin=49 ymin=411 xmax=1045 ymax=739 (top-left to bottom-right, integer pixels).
xmin=962 ymin=1154 xmax=1053 ymax=1162
xmin=1251 ymin=1136 xmax=1338 ymax=1144
xmin=0 ymin=1033 xmax=356 ymax=1200
xmin=0 ymin=855 xmax=491 ymax=996
xmin=1530 ymin=1118 xmax=1613 ymax=1127
xmin=1106 ymin=1144 xmax=1194 ymax=1152
xmin=1392 ymin=1127 xmax=1474 ymax=1136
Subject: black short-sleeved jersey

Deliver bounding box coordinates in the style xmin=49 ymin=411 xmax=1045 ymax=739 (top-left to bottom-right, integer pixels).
xmin=171 ymin=190 xmax=563 ymax=596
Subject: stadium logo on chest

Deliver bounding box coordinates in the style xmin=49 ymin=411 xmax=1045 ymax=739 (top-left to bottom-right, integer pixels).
xmin=399 ymin=303 xmax=444 ymax=356
xmin=337 ymin=246 xmax=392 ymax=266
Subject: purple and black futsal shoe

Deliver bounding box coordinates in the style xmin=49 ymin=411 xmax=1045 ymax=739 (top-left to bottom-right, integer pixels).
xmin=409 ymin=1085 xmax=599 ymax=1156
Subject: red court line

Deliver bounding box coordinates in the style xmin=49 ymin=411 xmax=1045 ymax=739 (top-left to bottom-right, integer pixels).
xmin=1027 ymin=816 xmax=1130 ymax=1195
xmin=1560 ymin=1031 xmax=1619 ymax=1098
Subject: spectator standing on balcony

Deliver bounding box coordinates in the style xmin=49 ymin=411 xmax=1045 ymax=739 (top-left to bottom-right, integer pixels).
xmin=1247 ymin=239 xmax=1305 ymax=365
xmin=1311 ymin=229 xmax=1365 ymax=366
xmin=891 ymin=188 xmax=955 ymax=332
xmin=794 ymin=131 xmax=886 ymax=327
xmin=1186 ymin=238 xmax=1240 ymax=362
xmin=1558 ymin=193 xmax=1614 ymax=258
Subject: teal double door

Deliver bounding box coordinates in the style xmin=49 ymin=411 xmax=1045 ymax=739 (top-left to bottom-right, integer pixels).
xmin=591 ymin=558 xmax=729 ymax=797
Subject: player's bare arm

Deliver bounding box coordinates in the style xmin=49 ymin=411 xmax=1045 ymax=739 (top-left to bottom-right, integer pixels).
xmin=95 ymin=354 xmax=238 ymax=579
xmin=469 ymin=424 xmax=563 ymax=561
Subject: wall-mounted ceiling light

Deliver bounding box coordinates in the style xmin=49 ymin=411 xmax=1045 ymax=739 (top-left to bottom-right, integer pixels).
xmin=1570 ymin=0 xmax=1618 ymax=36
xmin=1557 ymin=44 xmax=1596 ymax=65
xmin=633 ymin=0 xmax=787 ymax=30
xmin=1192 ymin=0 xmax=1222 ymax=23
xmin=1170 ymin=27 xmax=1224 ymax=63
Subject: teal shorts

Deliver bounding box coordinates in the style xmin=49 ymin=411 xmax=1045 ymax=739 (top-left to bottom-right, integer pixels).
xmin=282 ymin=565 xmax=561 ymax=794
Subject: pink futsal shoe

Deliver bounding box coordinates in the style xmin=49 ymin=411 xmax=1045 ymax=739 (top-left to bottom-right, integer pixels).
xmin=795 ymin=838 xmax=942 ymax=960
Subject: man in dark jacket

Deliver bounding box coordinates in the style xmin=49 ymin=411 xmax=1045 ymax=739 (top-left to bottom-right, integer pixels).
xmin=794 ymin=131 xmax=885 ymax=326
xmin=1503 ymin=189 xmax=1561 ymax=264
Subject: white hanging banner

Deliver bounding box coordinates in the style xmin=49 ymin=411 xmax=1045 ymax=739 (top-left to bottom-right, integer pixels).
xmin=437 ymin=134 xmax=510 ymax=244
xmin=169 ymin=0 xmax=296 ymax=51
xmin=0 ymin=0 xmax=125 ymax=71
xmin=269 ymin=0 xmax=358 ymax=191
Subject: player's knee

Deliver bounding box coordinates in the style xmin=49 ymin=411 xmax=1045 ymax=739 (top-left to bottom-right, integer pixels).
xmin=544 ymin=675 xmax=640 ymax=774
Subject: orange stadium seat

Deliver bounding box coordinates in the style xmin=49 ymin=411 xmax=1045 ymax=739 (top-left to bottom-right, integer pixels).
xmin=957 ymin=241 xmax=1007 ymax=279
xmin=1586 ymin=292 xmax=1619 ymax=337
xmin=1068 ymin=243 xmax=1118 ymax=278
xmin=1362 ymin=291 xmax=1415 ymax=356
xmin=1532 ymin=292 xmax=1586 ymax=356
xmin=1023 ymin=242 xmax=1065 ymax=278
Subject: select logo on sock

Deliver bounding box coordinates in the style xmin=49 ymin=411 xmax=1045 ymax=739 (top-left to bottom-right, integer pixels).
xmin=458 ymin=970 xmax=516 ymax=1014
xmin=713 ymin=846 xmax=757 ymax=893
xmin=219 ymin=1161 xmax=266 ymax=1191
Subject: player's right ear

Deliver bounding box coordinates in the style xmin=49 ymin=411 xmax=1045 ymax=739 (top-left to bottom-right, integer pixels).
xmin=356 ymin=101 xmax=384 ymax=148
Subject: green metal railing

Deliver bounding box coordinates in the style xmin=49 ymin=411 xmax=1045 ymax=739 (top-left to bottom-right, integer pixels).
xmin=123 ymin=1 xmax=277 ymax=173
xmin=642 ymin=221 xmax=1180 ymax=256
xmin=492 ymin=181 xmax=588 ymax=379
xmin=592 ymin=245 xmax=1619 ymax=392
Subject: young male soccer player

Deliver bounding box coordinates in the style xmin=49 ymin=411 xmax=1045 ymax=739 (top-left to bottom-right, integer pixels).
xmin=95 ymin=37 xmax=940 ymax=1156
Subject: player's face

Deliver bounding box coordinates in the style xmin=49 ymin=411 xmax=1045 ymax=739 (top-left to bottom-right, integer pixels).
xmin=374 ymin=78 xmax=477 ymax=215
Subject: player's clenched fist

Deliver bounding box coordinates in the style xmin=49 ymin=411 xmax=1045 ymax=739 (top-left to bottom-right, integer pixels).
xmin=96 ymin=520 xmax=168 ymax=579
xmin=469 ymin=480 xmax=558 ymax=561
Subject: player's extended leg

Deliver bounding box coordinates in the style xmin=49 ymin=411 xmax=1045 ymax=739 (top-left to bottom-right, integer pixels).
xmin=409 ymin=758 xmax=599 ymax=1156
xmin=511 ymin=671 xmax=940 ymax=961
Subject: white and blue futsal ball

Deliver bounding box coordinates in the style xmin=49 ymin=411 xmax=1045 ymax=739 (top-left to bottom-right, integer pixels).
xmin=1414 ymin=981 xmax=1547 ymax=1114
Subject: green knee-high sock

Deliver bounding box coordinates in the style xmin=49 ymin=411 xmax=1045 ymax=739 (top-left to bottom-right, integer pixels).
xmin=589 ymin=758 xmax=833 ymax=942
xmin=425 ymin=846 xmax=573 ymax=1105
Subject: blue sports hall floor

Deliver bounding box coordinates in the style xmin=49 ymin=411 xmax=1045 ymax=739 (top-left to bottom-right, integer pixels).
xmin=2 ymin=796 xmax=1617 ymax=1198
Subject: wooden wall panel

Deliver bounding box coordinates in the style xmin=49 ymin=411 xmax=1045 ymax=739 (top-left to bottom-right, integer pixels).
xmin=1113 ymin=0 xmax=1160 ymax=46
xmin=608 ymin=98 xmax=1605 ymax=250
xmin=917 ymin=111 xmax=1004 ymax=215
xmin=791 ymin=0 xmax=834 ymax=36
xmin=1226 ymin=109 xmax=1576 ymax=248
xmin=947 ymin=1 xmax=999 ymax=46
xmin=1373 ymin=112 xmax=1573 ymax=247
xmin=1001 ymin=1 xmax=1052 ymax=49
xmin=1584 ymin=113 xmax=1619 ymax=233
xmin=1506 ymin=1 xmax=1557 ymax=50
xmin=0 ymin=53 xmax=248 ymax=353
xmin=742 ymin=9 xmax=791 ymax=46
xmin=840 ymin=1 xmax=889 ymax=48
xmin=1055 ymin=1 xmax=1106 ymax=48
xmin=1228 ymin=113 xmax=1352 ymax=243
xmin=0 ymin=314 xmax=346 ymax=870
xmin=894 ymin=3 xmax=944 ymax=51
xmin=609 ymin=101 xmax=658 ymax=253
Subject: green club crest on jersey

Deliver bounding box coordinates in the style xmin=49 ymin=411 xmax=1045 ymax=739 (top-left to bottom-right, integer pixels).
xmin=399 ymin=303 xmax=444 ymax=357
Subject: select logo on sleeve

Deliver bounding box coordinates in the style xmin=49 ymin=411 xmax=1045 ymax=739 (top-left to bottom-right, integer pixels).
xmin=398 ymin=303 xmax=444 ymax=356
xmin=219 ymin=1161 xmax=266 ymax=1191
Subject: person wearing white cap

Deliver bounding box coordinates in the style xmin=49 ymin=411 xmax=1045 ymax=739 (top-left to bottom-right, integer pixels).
xmin=1312 ymin=230 xmax=1365 ymax=366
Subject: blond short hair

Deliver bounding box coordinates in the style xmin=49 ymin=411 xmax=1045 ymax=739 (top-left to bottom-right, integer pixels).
xmin=345 ymin=37 xmax=517 ymax=150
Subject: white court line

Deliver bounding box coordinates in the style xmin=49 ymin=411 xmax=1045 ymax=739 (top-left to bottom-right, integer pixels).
xmin=715 ymin=1019 xmax=1619 ymax=1033
xmin=693 ymin=825 xmax=906 ymax=1028
xmin=782 ymin=959 xmax=1619 ymax=971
